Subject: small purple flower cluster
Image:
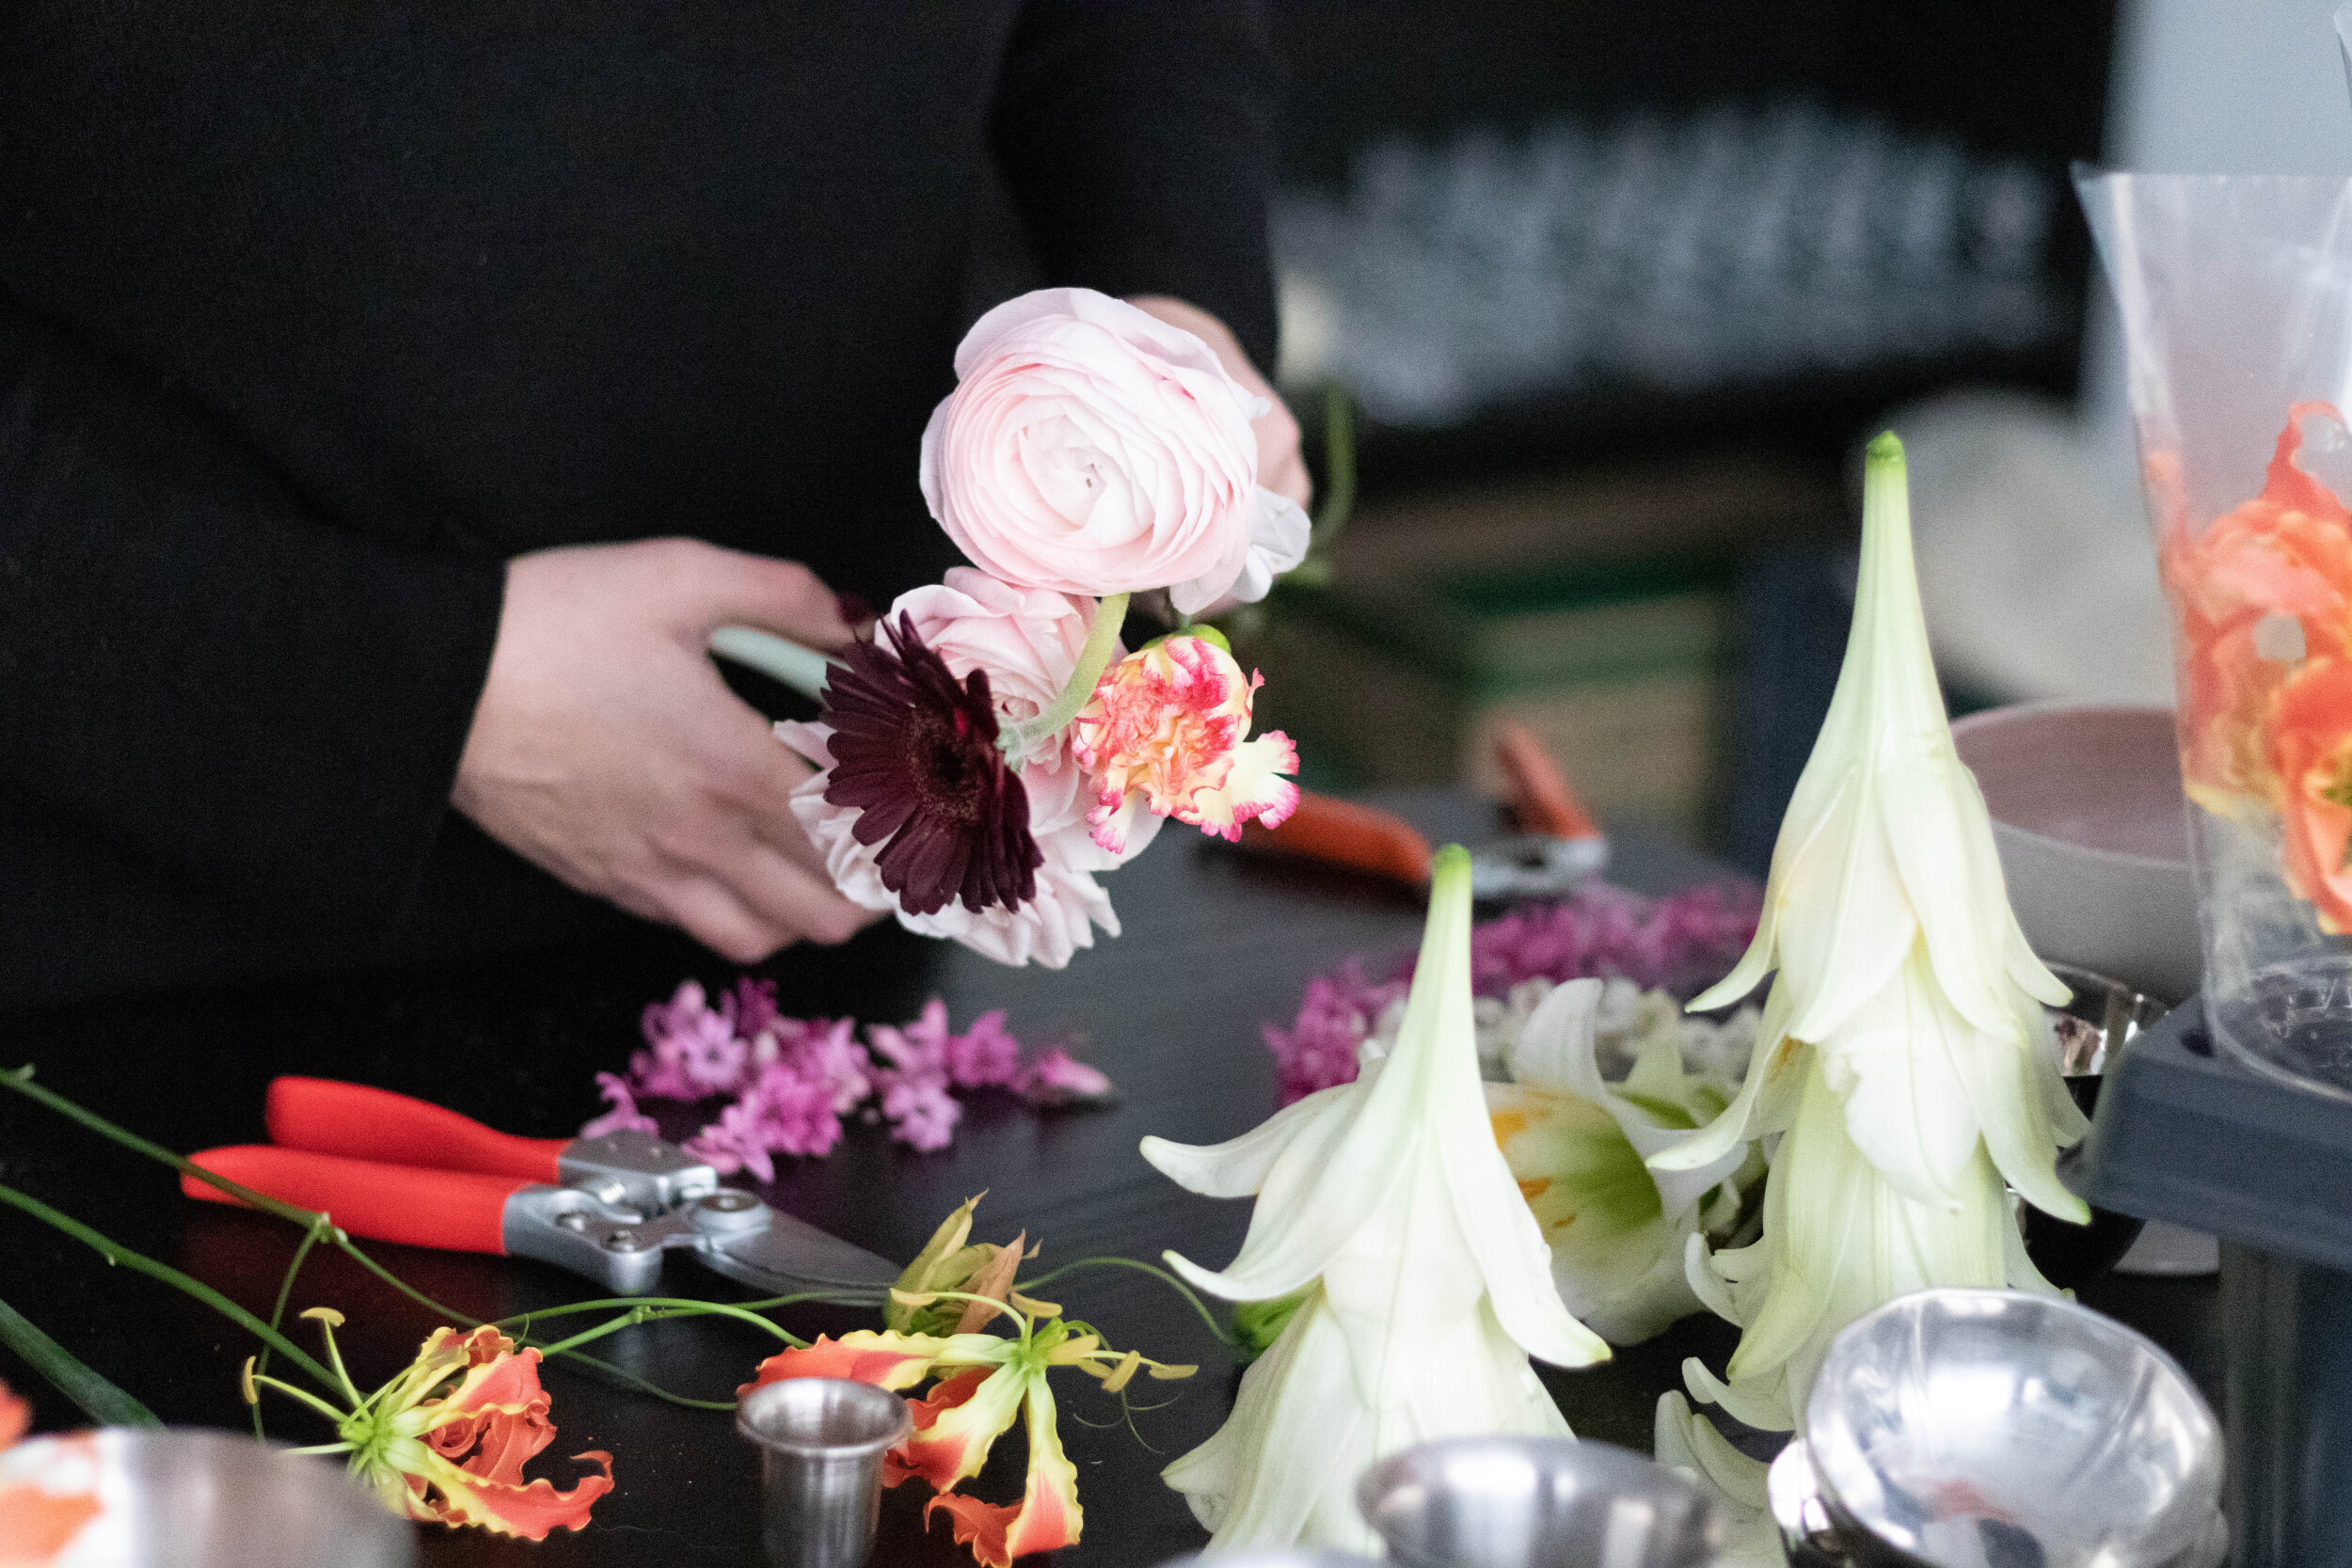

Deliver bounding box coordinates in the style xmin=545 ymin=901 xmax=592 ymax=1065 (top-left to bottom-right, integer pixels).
xmin=584 ymin=978 xmax=1112 ymax=1178
xmin=1263 ymin=880 xmax=1761 ymax=1105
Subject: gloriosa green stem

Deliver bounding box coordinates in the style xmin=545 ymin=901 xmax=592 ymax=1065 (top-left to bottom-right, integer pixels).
xmin=0 ymin=1178 xmax=337 ymax=1391
xmin=0 ymin=1063 xmax=788 ymax=1412
xmin=2 ymin=1066 xmax=324 ymax=1230
xmin=1015 ymin=1256 xmax=1236 ymax=1348
xmin=998 ymin=591 xmax=1129 ymax=756
xmin=0 ymin=1294 xmax=160 ymax=1429
xmin=495 ymin=1291 xmax=830 ymax=1337
xmin=253 ymin=1216 xmax=335 ymax=1439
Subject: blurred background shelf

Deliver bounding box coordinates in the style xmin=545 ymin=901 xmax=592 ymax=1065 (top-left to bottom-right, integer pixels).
xmin=977 ymin=1 xmax=2352 ymax=873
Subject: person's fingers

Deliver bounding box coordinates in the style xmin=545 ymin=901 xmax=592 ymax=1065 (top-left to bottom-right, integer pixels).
xmin=723 ymin=841 xmax=874 ymax=948
xmin=656 ymin=876 xmax=794 ymax=966
xmin=657 ymin=540 xmax=858 ymax=649
xmin=1263 ymin=441 xmax=1312 ymax=509
xmin=748 ymin=771 xmax=837 ymax=881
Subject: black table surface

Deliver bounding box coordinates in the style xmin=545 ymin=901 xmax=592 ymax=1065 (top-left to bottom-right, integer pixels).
xmin=0 ymin=792 xmax=2219 ymax=1567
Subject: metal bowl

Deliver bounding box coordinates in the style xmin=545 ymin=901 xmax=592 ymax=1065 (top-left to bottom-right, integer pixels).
xmin=1804 ymin=1290 xmax=2223 ymax=1568
xmin=0 ymin=1428 xmax=412 ymax=1567
xmin=1357 ymin=1435 xmax=1724 ymax=1568
xmin=2024 ymin=963 xmax=2169 ymax=1288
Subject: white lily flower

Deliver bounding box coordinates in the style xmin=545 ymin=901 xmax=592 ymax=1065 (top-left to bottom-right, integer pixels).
xmin=1141 ymin=846 xmax=1608 ymax=1553
xmin=1486 ymin=978 xmax=1760 ymax=1345
xmin=1653 ymin=1391 xmax=1788 ymax=1568
xmin=1654 ymin=432 xmax=2085 ymax=1435
xmin=1677 ymin=1051 xmax=2054 ymax=1435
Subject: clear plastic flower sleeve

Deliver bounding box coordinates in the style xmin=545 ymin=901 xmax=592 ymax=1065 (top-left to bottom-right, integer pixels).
xmin=2081 ymin=171 xmax=2352 ymax=1095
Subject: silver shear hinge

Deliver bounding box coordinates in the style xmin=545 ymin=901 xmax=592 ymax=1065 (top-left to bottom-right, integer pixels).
xmin=503 ymin=1184 xmax=771 ymax=1295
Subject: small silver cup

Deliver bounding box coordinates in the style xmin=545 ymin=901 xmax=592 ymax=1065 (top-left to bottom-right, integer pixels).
xmin=737 ymin=1377 xmax=912 ymax=1568
xmin=1358 ymin=1435 xmax=1726 ymax=1568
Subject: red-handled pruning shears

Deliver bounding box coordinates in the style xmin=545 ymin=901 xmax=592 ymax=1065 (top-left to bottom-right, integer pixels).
xmin=183 ymin=1077 xmax=899 ymax=1302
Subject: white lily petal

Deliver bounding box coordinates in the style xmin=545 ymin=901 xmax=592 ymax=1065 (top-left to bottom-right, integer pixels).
xmin=1508 ymin=978 xmax=1608 ymax=1095
xmin=2000 ymin=1192 xmax=2068 ymax=1298
xmin=1139 ymin=1083 xmax=1357 ymax=1200
xmin=1683 ymin=1231 xmax=1746 ymax=1327
xmin=1948 ymin=998 xmax=2091 ymax=1224
xmin=1654 ymin=1392 xmax=1772 ymax=1512
xmin=1148 ymin=847 xmax=1603 ymax=1549
xmin=1654 ymin=1395 xmax=1790 ymax=1568
xmin=1489 ymin=1081 xmax=1698 ymax=1346
xmin=1162 ymin=1286 xmax=1378 ymax=1550
xmin=1682 ymin=1355 xmax=1796 ymax=1434
xmin=1650 ymin=987 xmax=1804 ymax=1175
xmin=1814 ymin=945 xmax=1986 ymax=1210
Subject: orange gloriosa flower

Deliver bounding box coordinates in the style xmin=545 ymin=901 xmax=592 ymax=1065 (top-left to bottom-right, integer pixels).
xmin=741 ymin=1314 xmax=1189 ymax=1568
xmin=246 ymin=1311 xmax=612 ymax=1541
xmin=2161 ymin=402 xmax=2352 ymax=809
xmin=0 ymin=1380 xmax=105 ymax=1566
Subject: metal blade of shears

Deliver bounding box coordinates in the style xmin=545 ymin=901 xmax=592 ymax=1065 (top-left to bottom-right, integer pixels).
xmin=694 ymin=1206 xmax=900 ymax=1305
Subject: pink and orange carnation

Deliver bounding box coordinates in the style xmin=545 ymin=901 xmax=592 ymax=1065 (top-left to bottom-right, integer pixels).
xmin=1072 ymin=633 xmax=1299 ymax=854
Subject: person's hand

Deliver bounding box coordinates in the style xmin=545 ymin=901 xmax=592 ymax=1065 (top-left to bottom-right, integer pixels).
xmin=452 ymin=538 xmax=881 ymax=962
xmin=1125 ymin=294 xmax=1311 ymax=511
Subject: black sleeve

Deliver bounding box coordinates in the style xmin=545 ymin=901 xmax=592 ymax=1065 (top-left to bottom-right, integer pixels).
xmin=990 ymin=0 xmax=1283 ymax=372
xmin=0 ymin=297 xmax=507 ymax=943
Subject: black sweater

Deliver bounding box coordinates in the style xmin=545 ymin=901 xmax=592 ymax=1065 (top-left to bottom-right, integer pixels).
xmin=0 ymin=0 xmax=1280 ymax=1006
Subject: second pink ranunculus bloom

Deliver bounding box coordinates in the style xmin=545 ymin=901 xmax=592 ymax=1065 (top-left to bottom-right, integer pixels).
xmin=1072 ymin=634 xmax=1299 ymax=854
xmin=919 ymin=289 xmax=1308 ymax=614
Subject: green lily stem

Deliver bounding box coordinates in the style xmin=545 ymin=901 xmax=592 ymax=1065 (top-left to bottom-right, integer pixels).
xmin=0 ymin=1178 xmax=337 ymax=1391
xmin=997 ymin=591 xmax=1129 ymax=757
xmin=1015 ymin=1256 xmax=1236 ymax=1348
xmin=0 ymin=1294 xmax=160 ymax=1429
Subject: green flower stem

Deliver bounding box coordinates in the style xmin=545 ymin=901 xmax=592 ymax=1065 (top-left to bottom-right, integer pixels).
xmin=511 ymin=1296 xmax=806 ymax=1354
xmin=998 ymin=591 xmax=1129 ymax=757
xmin=0 ymin=1063 xmax=806 ymax=1412
xmin=2 ymin=1066 xmax=322 ymax=1230
xmin=1014 ymin=1256 xmax=1236 ymax=1349
xmin=496 ymin=1292 xmax=829 ymax=1336
xmin=554 ymin=1352 xmax=739 ymax=1412
xmin=0 ymin=1179 xmax=336 ymax=1391
xmin=251 ymin=1216 xmax=336 ymax=1438
xmin=0 ymin=1294 xmax=160 ymax=1429
xmin=708 ymin=626 xmax=836 ymax=699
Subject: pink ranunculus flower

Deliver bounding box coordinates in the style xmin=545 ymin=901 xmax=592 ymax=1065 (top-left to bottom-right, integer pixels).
xmin=1071 ymin=634 xmax=1299 ymax=854
xmin=919 ymin=289 xmax=1309 ymax=615
xmin=778 ymin=572 xmax=1161 ymax=969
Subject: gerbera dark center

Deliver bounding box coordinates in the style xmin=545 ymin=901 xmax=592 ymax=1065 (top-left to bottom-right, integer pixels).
xmin=820 ymin=613 xmax=1042 ymax=916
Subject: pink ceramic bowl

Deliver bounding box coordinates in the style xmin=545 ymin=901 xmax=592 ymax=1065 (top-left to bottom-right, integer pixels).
xmin=1950 ymin=702 xmax=2201 ymax=1003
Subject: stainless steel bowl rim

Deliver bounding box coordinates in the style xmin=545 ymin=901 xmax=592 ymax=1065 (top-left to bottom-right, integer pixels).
xmin=1804 ymin=1288 xmax=2222 ymax=1565
xmin=734 ymin=1376 xmax=914 ymax=1457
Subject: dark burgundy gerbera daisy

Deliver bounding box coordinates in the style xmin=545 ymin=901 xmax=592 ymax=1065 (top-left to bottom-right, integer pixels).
xmin=820 ymin=612 xmax=1042 ymax=917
